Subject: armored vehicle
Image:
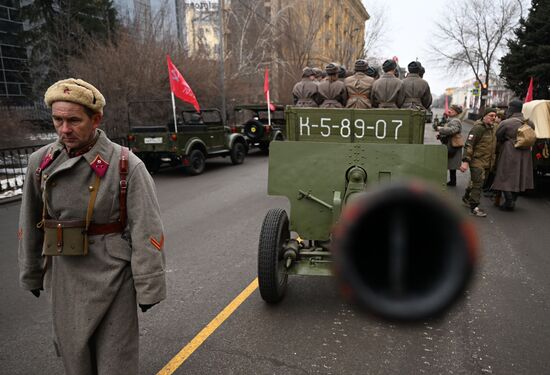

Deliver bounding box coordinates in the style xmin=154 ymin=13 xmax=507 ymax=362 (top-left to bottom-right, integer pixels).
xmin=258 ymin=107 xmax=477 ymax=320
xmin=233 ymin=104 xmax=285 ymax=152
xmin=127 ymin=102 xmax=247 ymax=174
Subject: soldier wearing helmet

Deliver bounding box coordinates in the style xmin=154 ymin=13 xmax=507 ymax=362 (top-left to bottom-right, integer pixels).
xmin=371 ymin=59 xmax=405 ymax=108
xmin=402 ymin=61 xmax=432 ymax=110
xmin=292 ymin=67 xmax=322 ymax=107
xmin=318 ymin=63 xmax=348 ymax=108
xmin=344 ymin=59 xmax=375 ymax=109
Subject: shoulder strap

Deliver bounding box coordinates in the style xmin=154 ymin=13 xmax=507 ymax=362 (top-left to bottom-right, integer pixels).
xmin=119 ymin=146 xmax=129 ymax=229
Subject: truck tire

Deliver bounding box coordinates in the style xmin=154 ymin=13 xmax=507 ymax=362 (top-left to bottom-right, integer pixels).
xmin=186 ymin=149 xmax=206 ymax=175
xmin=258 ymin=208 xmax=290 ymax=303
xmin=230 ymin=141 xmax=246 ymax=165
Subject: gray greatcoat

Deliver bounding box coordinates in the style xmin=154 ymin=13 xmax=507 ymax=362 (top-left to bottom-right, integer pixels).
xmin=292 ymin=78 xmax=321 ymax=107
xmin=492 ymin=113 xmax=534 ymax=192
xmin=371 ymin=73 xmax=405 ymax=108
xmin=438 ymin=117 xmax=463 ymax=170
xmin=318 ymin=79 xmax=348 ymax=108
xmin=344 ymin=72 xmax=375 ymax=109
xmin=401 ymin=73 xmax=432 ymax=109
xmin=18 ymin=129 xmax=166 ymax=375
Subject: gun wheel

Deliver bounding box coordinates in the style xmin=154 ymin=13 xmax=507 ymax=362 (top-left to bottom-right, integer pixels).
xmin=258 ymin=208 xmax=290 ymax=303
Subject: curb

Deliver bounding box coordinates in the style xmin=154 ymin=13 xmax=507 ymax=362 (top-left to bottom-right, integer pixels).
xmin=0 ymin=196 xmax=22 ymax=205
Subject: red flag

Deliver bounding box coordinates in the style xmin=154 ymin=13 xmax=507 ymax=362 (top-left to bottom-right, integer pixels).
xmin=444 ymin=95 xmax=449 ymax=114
xmin=524 ymin=77 xmax=534 ymax=103
xmin=166 ymin=55 xmax=200 ymax=112
xmin=264 ymin=68 xmax=276 ymax=112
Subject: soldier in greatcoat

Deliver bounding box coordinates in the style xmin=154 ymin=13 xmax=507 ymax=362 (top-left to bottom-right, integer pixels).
xmin=437 ymin=104 xmax=464 ymax=188
xmin=292 ymin=67 xmax=322 ymax=107
xmin=344 ymin=59 xmax=375 ymax=109
xmin=371 ymin=59 xmax=405 ymax=108
xmin=318 ymin=63 xmax=348 ymax=108
xmin=401 ymin=61 xmax=432 ymax=110
xmin=366 ymin=66 xmax=380 ymax=80
xmin=18 ymin=78 xmax=166 ymax=374
xmin=492 ymin=99 xmax=535 ymax=210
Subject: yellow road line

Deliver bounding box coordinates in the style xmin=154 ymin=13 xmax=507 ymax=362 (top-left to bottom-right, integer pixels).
xmin=157 ymin=278 xmax=259 ymax=374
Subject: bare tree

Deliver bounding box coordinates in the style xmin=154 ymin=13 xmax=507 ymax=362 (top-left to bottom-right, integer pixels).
xmin=429 ymin=0 xmax=522 ymax=111
xmin=362 ymin=3 xmax=387 ymax=57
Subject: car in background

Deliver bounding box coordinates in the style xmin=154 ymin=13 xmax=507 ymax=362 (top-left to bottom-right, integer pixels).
xmin=233 ymin=104 xmax=285 ymax=152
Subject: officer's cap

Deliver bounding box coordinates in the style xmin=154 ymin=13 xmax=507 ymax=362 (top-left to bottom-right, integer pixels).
xmin=382 ymin=59 xmax=397 ymax=72
xmin=45 ymin=78 xmax=105 ymax=115
xmin=408 ymin=61 xmax=420 ymax=73
xmin=325 ymin=63 xmax=339 ymax=75
xmin=354 ymin=59 xmax=368 ymax=72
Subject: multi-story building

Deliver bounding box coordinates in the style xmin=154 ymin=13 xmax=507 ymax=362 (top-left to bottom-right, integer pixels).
xmin=114 ymin=0 xmax=152 ymax=22
xmin=0 ymin=0 xmax=31 ymax=105
xmin=449 ymin=76 xmax=514 ymax=112
xmin=172 ymin=0 xmax=369 ymax=103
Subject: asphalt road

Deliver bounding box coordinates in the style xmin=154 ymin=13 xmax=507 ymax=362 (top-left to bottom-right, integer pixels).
xmin=1 ymin=117 xmax=550 ymax=374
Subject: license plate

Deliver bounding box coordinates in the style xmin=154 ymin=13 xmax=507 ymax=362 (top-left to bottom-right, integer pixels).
xmin=144 ymin=137 xmax=163 ymax=144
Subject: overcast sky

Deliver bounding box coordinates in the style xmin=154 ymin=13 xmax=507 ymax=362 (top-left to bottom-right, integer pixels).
xmin=362 ymin=0 xmax=464 ymax=96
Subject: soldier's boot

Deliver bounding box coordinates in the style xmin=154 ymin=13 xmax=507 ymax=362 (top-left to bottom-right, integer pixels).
xmin=500 ymin=191 xmax=515 ymax=211
xmin=447 ymin=169 xmax=457 ymax=187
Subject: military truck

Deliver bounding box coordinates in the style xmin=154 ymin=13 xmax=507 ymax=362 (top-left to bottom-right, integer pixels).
xmin=127 ymin=103 xmax=247 ymax=175
xmin=258 ymin=107 xmax=477 ymax=320
xmin=233 ymin=104 xmax=285 ymax=152
xmin=522 ymin=100 xmax=550 ymax=177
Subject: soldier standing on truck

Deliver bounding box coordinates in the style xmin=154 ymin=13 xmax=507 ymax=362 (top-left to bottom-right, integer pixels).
xmin=18 ymin=78 xmax=166 ymax=374
xmin=371 ymin=59 xmax=405 ymax=108
xmin=402 ymin=61 xmax=432 ymax=110
xmin=344 ymin=59 xmax=375 ymax=109
xmin=292 ymin=67 xmax=321 ymax=107
xmin=366 ymin=66 xmax=380 ymax=80
xmin=318 ymin=63 xmax=348 ymax=108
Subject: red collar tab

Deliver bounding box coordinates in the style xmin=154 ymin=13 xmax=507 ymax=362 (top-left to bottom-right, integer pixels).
xmin=90 ymin=154 xmax=109 ymax=177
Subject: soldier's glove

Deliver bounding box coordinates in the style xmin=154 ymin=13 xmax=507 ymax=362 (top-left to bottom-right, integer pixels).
xmin=139 ymin=303 xmax=158 ymax=313
xmin=31 ymin=288 xmax=43 ymax=298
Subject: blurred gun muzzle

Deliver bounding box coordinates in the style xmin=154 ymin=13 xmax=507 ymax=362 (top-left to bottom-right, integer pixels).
xmin=332 ymin=182 xmax=478 ymax=321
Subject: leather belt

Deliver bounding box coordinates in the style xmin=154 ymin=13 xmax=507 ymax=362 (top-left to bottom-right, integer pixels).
xmin=43 ymin=219 xmax=123 ymax=235
xmin=88 ymin=222 xmax=124 ymax=235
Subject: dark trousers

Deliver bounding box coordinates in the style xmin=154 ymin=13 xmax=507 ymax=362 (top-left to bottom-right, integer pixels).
xmin=463 ymin=167 xmax=486 ymax=208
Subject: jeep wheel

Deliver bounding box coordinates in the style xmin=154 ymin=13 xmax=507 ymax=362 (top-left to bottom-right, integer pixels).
xmin=145 ymin=157 xmax=161 ymax=174
xmin=258 ymin=208 xmax=290 ymax=303
xmin=230 ymin=142 xmax=246 ymax=165
xmin=186 ymin=149 xmax=206 ymax=175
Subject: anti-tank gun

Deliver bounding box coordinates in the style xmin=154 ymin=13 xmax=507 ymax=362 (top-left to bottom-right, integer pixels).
xmin=258 ymin=107 xmax=477 ymax=321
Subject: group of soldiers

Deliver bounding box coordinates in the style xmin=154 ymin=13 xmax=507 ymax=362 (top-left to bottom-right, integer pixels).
xmin=292 ymin=58 xmax=432 ymax=110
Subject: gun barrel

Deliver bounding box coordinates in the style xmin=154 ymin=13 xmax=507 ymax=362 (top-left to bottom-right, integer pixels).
xmin=332 ymin=181 xmax=477 ymax=321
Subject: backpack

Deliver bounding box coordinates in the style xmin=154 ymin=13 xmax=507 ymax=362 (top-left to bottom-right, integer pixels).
xmin=514 ymin=120 xmax=536 ymax=149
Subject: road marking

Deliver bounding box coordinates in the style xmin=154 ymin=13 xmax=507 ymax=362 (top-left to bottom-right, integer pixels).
xmin=156 ymin=278 xmax=259 ymax=374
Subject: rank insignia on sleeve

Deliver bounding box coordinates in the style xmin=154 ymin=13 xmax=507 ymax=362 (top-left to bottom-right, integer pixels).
xmin=90 ymin=154 xmax=109 ymax=177
xmin=468 ymin=134 xmax=475 ymax=141
xmin=150 ymin=234 xmax=164 ymax=251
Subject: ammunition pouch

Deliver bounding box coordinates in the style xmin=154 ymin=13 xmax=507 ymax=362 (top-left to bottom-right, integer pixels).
xmin=43 ymin=220 xmax=88 ymax=256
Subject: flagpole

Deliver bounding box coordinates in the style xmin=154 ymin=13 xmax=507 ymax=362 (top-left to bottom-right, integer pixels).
xmin=267 ymin=91 xmax=271 ymax=126
xmin=171 ymin=92 xmax=178 ymax=133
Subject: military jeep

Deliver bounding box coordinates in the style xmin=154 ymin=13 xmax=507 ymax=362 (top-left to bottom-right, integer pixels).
xmin=127 ymin=101 xmax=247 ymax=175
xmin=233 ymin=104 xmax=285 ymax=152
